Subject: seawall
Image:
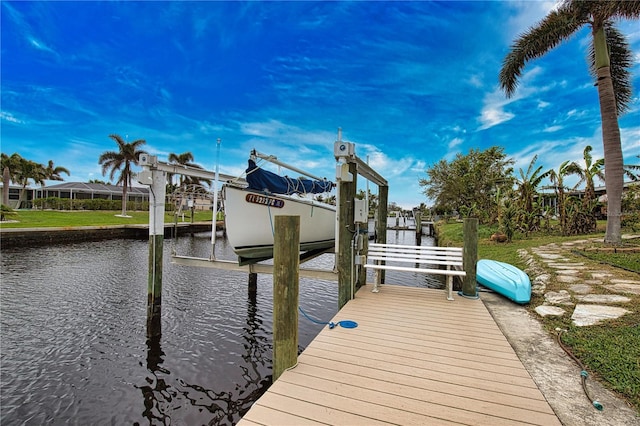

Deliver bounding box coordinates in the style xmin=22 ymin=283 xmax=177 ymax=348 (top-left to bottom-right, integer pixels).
xmin=0 ymin=222 xmax=221 ymax=248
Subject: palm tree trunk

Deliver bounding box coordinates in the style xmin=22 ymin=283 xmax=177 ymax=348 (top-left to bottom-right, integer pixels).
xmin=592 ymin=26 xmax=622 ymax=245
xmin=596 ymin=65 xmax=623 ymax=245
xmin=122 ymin=184 xmax=128 ymax=216
xmin=2 ymin=167 xmax=10 ymax=206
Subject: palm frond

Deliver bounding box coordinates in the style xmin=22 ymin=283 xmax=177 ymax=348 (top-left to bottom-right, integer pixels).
xmin=499 ymin=6 xmax=585 ymax=97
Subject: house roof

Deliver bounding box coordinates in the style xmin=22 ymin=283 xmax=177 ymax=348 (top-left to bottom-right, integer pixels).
xmin=41 ymin=182 xmax=149 ymax=195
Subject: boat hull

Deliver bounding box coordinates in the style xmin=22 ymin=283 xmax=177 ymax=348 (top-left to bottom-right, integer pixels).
xmin=476 ymin=259 xmax=531 ymax=304
xmin=223 ymin=185 xmax=336 ymax=260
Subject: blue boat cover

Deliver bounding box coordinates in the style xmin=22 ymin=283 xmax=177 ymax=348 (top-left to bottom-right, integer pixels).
xmin=246 ymin=160 xmax=334 ymax=195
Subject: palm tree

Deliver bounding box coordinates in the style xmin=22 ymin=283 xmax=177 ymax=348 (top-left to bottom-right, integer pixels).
xmin=499 ymin=1 xmax=639 ymax=245
xmin=168 ymin=151 xmax=210 ymax=188
xmin=548 ymin=160 xmax=581 ymax=234
xmin=34 ymin=160 xmax=70 ymax=209
xmin=44 ymin=160 xmax=70 ymax=182
xmin=515 ymin=155 xmax=551 ymax=232
xmin=13 ymin=158 xmax=45 ymax=209
xmin=1 ymin=153 xmax=22 ymax=206
xmin=573 ymin=145 xmax=605 ymax=208
xmin=98 ymin=134 xmax=147 ymax=217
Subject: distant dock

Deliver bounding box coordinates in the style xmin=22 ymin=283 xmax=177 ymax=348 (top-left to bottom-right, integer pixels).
xmin=238 ymin=285 xmax=560 ymax=425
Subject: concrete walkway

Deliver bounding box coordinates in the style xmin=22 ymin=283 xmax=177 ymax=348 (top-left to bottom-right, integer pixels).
xmin=482 ymin=235 xmax=640 ymax=425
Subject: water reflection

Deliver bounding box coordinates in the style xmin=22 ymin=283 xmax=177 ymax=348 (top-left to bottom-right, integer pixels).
xmin=138 ymin=333 xmax=170 ymax=425
xmin=134 ymin=272 xmax=273 ymax=425
xmin=0 ymin=230 xmax=435 ymax=425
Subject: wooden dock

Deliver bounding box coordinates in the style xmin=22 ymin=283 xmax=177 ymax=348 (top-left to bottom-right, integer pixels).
xmin=238 ymin=284 xmax=561 ymax=425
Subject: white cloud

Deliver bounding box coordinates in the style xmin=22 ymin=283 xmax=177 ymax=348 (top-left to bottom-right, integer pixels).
xmin=478 ymin=66 xmax=551 ymax=130
xmin=28 ymin=37 xmax=57 ymax=56
xmin=0 ymin=111 xmax=24 ymax=124
xmin=478 ymin=105 xmax=515 ymax=130
xmin=448 ymin=137 xmax=463 ymax=149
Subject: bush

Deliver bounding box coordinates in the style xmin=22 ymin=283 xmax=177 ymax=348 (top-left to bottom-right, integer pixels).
xmin=32 ymin=197 xmax=149 ymax=211
xmin=1 ymin=204 xmax=17 ymax=221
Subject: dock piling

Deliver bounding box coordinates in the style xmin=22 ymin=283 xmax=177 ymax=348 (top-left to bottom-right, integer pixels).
xmin=337 ymin=161 xmax=357 ymax=309
xmin=273 ymin=215 xmax=300 ymax=381
xmin=462 ymin=217 xmax=478 ymax=297
xmin=147 ymin=168 xmax=167 ymax=337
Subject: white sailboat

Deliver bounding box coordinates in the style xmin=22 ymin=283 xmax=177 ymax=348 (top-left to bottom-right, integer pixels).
xmin=222 ymin=152 xmax=336 ymax=264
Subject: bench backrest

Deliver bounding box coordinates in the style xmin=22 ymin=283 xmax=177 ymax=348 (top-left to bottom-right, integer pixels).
xmin=367 ymin=243 xmax=463 ymax=267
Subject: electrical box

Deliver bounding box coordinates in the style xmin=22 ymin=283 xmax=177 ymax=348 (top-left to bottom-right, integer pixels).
xmin=137 ymin=170 xmax=153 ymax=186
xmin=139 ymin=154 xmax=157 ymax=166
xmin=354 ymin=199 xmax=367 ymax=224
xmin=334 ymin=141 xmax=354 ymax=158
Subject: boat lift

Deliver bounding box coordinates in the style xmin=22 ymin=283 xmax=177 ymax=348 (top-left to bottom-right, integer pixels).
xmin=138 ymin=144 xmax=340 ymax=282
xmin=139 ymin=131 xmax=390 ymax=320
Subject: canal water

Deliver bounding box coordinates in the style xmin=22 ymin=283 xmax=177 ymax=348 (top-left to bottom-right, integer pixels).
xmin=1 ymin=224 xmax=440 ymax=425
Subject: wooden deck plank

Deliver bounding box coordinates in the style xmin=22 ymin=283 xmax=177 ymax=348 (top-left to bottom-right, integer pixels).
xmin=307 ymin=339 xmax=532 ymax=382
xmin=249 ymin=391 xmax=406 ymax=425
xmin=286 ymin=363 xmax=557 ymax=422
xmin=300 ymin=346 xmax=543 ymax=398
xmin=237 ymin=285 xmax=561 ymax=426
xmin=296 ymin=351 xmax=556 ymax=414
xmin=240 ymin=405 xmax=328 ymax=426
xmin=320 ymin=321 xmax=520 ymax=359
xmin=280 ymin=370 xmax=560 ymax=426
xmin=266 ymin=380 xmax=463 ymax=426
xmin=312 ymin=332 xmax=526 ymax=371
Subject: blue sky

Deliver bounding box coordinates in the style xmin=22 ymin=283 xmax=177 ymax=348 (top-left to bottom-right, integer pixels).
xmin=2 ymin=1 xmax=639 ymax=209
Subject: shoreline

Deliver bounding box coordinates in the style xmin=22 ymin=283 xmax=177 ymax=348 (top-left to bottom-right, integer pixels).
xmin=0 ymin=221 xmax=222 ymax=248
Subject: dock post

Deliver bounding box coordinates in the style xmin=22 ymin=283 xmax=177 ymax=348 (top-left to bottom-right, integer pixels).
xmin=375 ymin=185 xmax=388 ymax=284
xmin=147 ymin=168 xmax=167 ymax=337
xmin=338 ymin=161 xmax=357 ymax=309
xmin=273 ymin=215 xmax=300 ymax=381
xmin=415 ymin=211 xmax=422 ymax=245
xmin=248 ymin=272 xmax=257 ymax=295
xmin=462 ymin=217 xmax=478 ymax=298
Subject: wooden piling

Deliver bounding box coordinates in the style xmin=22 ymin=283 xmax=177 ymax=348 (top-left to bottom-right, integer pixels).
xmin=375 ymin=185 xmax=388 ymax=284
xmin=462 ymin=217 xmax=478 ymax=297
xmin=147 ymin=168 xmax=167 ymax=337
xmin=415 ymin=211 xmax=422 ymax=246
xmin=337 ymin=162 xmax=357 ymax=309
xmin=273 ymin=215 xmax=300 ymax=381
xmin=248 ymin=272 xmax=257 ymax=294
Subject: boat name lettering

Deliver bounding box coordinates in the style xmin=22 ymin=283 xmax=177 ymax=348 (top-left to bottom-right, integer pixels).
xmin=245 ymin=193 xmax=285 ymax=208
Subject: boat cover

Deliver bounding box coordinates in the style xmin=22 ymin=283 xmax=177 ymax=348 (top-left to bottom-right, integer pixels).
xmin=246 ymin=159 xmax=334 ymax=195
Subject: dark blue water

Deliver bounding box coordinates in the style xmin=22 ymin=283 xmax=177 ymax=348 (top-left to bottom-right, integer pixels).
xmin=0 ymin=227 xmax=438 ymax=425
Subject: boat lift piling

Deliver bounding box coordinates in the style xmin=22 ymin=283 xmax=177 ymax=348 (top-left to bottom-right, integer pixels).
xmin=334 ymin=131 xmax=389 ymax=308
xmin=138 ymin=151 xmax=240 ymax=338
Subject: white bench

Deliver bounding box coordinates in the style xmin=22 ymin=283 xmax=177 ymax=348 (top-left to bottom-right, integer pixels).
xmin=364 ymin=243 xmax=465 ymax=300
